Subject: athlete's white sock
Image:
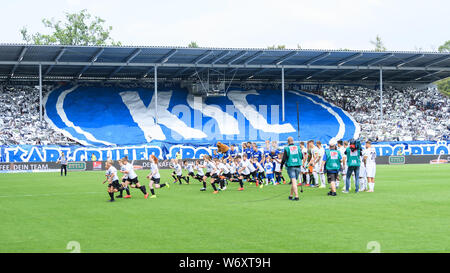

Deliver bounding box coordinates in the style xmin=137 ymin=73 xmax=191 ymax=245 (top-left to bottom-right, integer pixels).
xmin=313 ymin=172 xmax=318 ymax=186
xmin=369 ymin=182 xmax=375 ymax=191
xmin=361 ymin=177 xmax=367 ymax=191
xmin=306 ymin=175 xmax=310 ymax=184
xmin=320 ymin=173 xmax=326 ymax=187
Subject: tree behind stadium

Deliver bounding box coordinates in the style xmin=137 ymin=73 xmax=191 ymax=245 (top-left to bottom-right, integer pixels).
xmin=436 ymin=40 xmax=450 ymax=97
xmin=20 ymin=9 xmax=121 ymax=46
xmin=370 ymin=35 xmax=386 ymax=52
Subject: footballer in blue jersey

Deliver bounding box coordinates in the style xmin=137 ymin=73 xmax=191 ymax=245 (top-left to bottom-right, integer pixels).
xmin=244 ymin=142 xmax=253 ymax=159
xmin=269 ymin=149 xmax=280 ymax=159
xmin=228 ymin=144 xmax=238 ymax=158
xmin=252 ymin=147 xmax=263 ymax=163
xmin=212 ymin=150 xmax=222 ymax=160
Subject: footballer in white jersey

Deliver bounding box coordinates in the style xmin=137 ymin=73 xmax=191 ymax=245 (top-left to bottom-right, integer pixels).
xmin=239 ymin=158 xmax=251 ymax=176
xmin=364 ymin=141 xmax=377 ymax=192
xmin=120 ymin=156 xmax=148 ymax=198
xmin=196 ymin=158 xmax=208 ymax=191
xmin=338 ymin=142 xmax=347 ymax=174
xmin=253 ymin=157 xmax=266 ymax=187
xmin=364 ymin=146 xmax=377 ymax=178
xmin=359 ymin=151 xmax=367 ymax=191
xmin=206 ymin=157 xmax=221 ymax=194
xmin=315 ymin=141 xmax=327 ymax=188
xmin=273 ymin=153 xmax=286 ymax=184
xmin=146 ymin=155 xmax=169 ymax=198
xmin=195 ymin=161 xmax=205 ymax=177
xmin=306 ymin=140 xmax=318 ymax=187
xmin=105 ymin=164 xmax=119 ymax=182
xmin=300 ymin=143 xmax=308 ymax=173
xmin=117 ymin=160 xmax=131 ymax=198
xmin=171 ymin=159 xmax=189 ymax=185
xmin=183 ymin=160 xmax=195 ymax=183
xmin=338 ymin=141 xmax=353 ymax=191
xmin=216 ymin=159 xmax=230 ymax=190
xmin=103 ymin=160 xmax=121 ymax=202
xmin=244 ymin=156 xmax=260 ymax=185
xmin=231 ymin=155 xmax=251 ymax=190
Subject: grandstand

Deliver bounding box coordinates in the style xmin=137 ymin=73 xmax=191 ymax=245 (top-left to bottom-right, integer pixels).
xmin=0 ymin=44 xmax=449 ymax=150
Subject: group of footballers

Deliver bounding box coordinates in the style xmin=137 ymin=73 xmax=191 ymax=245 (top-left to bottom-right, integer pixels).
xmin=103 ymin=155 xmax=168 ymax=202
xmin=293 ymin=139 xmax=377 ymax=193
xmin=168 ymin=150 xmax=287 ymax=194
xmin=102 ymin=139 xmax=377 ymax=202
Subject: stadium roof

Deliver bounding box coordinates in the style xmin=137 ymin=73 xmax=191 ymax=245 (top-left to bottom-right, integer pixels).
xmin=0 ymin=44 xmax=449 ymax=84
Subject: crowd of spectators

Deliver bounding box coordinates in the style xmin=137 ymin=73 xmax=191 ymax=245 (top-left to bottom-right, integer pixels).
xmin=321 ymin=85 xmax=450 ymax=141
xmin=0 ymin=85 xmax=77 ymax=145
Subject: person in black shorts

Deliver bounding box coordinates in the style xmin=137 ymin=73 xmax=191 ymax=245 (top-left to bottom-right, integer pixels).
xmin=103 ymin=160 xmax=121 ymax=202
xmin=171 ymin=159 xmax=189 ymax=184
xmin=116 ymin=160 xmax=131 ymax=198
xmin=146 ymin=155 xmax=169 ymax=198
xmin=321 ymin=139 xmax=343 ymax=197
xmin=183 ymin=160 xmax=196 ymax=183
xmin=202 ymin=155 xmax=215 ymax=191
xmin=120 ymin=157 xmax=148 ymax=199
xmin=57 ymin=152 xmax=68 ymax=176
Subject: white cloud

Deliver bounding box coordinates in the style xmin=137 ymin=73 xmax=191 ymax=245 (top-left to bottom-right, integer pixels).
xmin=66 ymin=0 xmax=81 ymax=6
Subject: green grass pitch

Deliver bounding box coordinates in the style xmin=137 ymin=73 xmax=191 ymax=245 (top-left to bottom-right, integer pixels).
xmin=0 ymin=164 xmax=449 ymax=253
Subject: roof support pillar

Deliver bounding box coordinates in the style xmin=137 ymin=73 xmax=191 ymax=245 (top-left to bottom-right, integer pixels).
xmin=380 ymin=68 xmax=383 ymax=121
xmin=154 ymin=65 xmax=158 ymax=124
xmin=282 ymin=66 xmax=285 ymax=122
xmin=39 ymin=64 xmax=43 ymax=122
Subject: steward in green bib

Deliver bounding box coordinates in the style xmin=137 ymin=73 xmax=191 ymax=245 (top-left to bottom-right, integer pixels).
xmin=324 ymin=149 xmax=341 ymax=171
xmin=321 ymin=139 xmax=342 ymax=196
xmin=345 ymin=148 xmax=361 ymax=167
xmin=281 ymin=137 xmax=304 ymax=201
xmin=283 ymin=144 xmax=303 ymax=167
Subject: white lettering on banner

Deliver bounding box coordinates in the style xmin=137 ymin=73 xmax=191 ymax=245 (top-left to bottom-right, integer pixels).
xmin=120 ymin=91 xmax=207 ymax=140
xmin=119 ymin=91 xmax=166 ymax=141
xmin=155 ymin=91 xmax=207 ymax=139
xmin=187 ymin=94 xmax=240 ymax=135
xmin=227 ymin=90 xmax=296 ymax=133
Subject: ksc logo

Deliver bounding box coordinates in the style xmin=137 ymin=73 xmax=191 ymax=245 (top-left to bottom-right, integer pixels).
xmin=44 ymin=85 xmax=359 ymax=146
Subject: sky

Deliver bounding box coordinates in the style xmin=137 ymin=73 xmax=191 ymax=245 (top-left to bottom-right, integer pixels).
xmin=1 ymin=0 xmax=448 ymax=51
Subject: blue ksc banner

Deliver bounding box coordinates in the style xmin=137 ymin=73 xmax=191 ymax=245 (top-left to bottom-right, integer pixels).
xmin=0 ymin=141 xmax=449 ymax=163
xmin=43 ymin=85 xmax=360 ymax=146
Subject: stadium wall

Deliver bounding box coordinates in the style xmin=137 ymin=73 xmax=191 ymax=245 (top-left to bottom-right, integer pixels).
xmin=0 ymin=141 xmax=449 ymax=163
xmin=1 ymin=154 xmax=448 ymax=174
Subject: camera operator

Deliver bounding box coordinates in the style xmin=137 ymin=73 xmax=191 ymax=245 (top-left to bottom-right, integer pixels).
xmin=343 ymin=139 xmax=362 ymax=193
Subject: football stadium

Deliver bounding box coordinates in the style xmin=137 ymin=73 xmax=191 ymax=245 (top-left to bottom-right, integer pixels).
xmin=0 ymin=2 xmax=449 ymax=259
